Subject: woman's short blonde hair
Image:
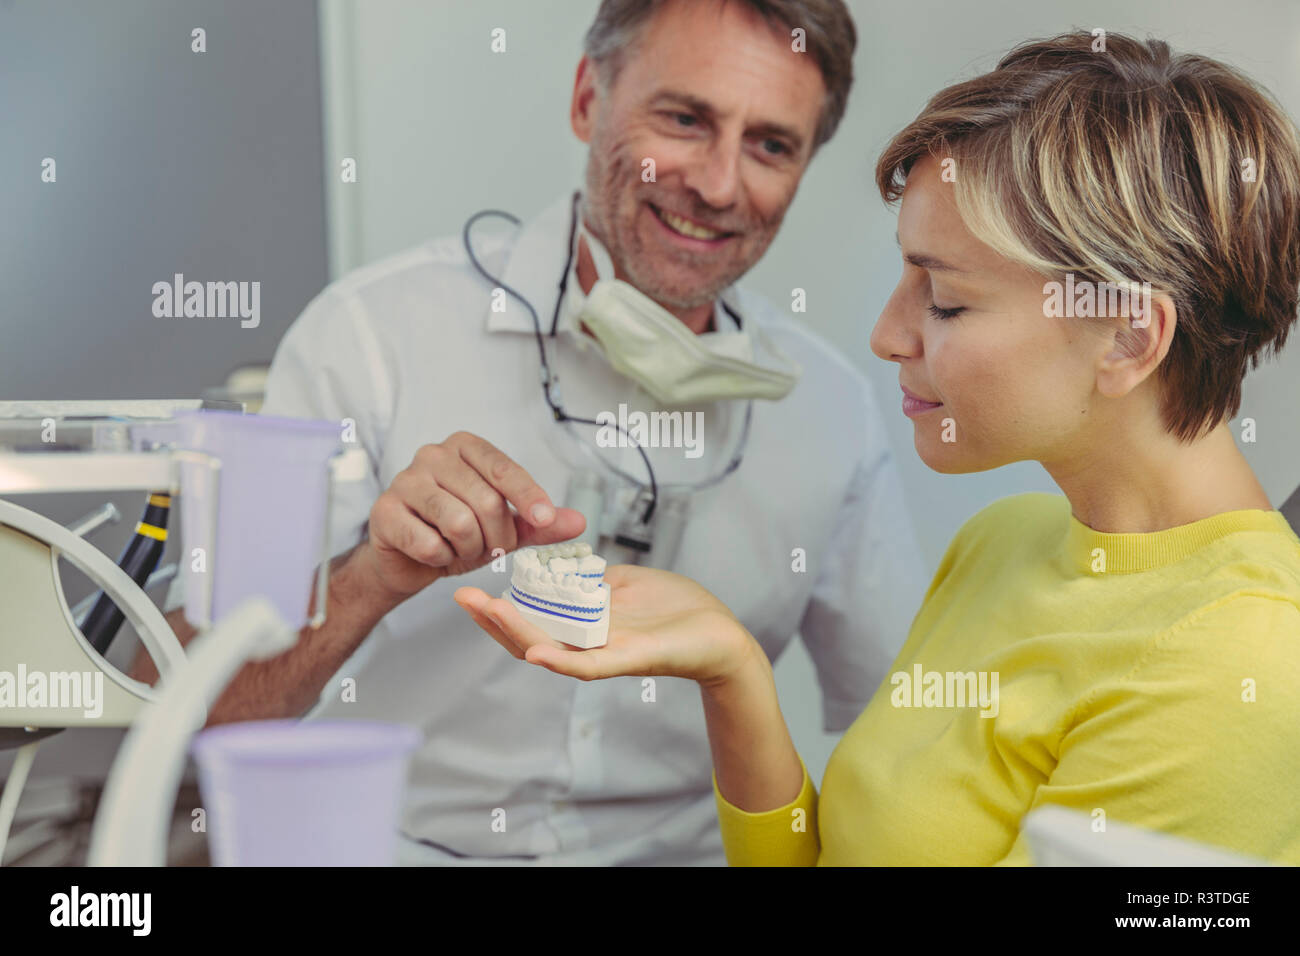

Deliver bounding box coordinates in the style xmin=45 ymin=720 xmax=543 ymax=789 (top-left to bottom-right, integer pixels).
xmin=876 ymin=31 xmax=1300 ymax=443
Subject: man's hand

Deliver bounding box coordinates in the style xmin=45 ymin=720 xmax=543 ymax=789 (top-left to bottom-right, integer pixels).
xmin=359 ymin=431 xmax=585 ymax=601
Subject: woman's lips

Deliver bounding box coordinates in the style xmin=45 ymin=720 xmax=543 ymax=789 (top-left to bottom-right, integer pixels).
xmin=901 ymin=385 xmax=942 ymax=417
xmin=903 ymin=396 xmax=943 ymax=416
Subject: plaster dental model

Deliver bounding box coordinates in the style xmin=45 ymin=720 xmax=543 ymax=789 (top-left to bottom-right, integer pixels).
xmin=503 ymin=543 xmax=610 ymax=649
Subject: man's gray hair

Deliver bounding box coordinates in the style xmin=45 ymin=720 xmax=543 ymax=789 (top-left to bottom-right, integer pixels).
xmin=583 ymin=0 xmax=856 ymax=150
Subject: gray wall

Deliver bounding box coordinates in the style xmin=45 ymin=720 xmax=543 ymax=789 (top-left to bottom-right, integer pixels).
xmin=0 ymin=0 xmax=328 ymax=781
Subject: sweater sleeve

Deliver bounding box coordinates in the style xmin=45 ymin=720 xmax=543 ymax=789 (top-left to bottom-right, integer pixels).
xmin=713 ymin=757 xmax=821 ymax=866
xmin=994 ymin=594 xmax=1300 ymax=866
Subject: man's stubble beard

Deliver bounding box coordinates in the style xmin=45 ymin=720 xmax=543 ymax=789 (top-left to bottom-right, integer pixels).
xmin=581 ymin=128 xmax=785 ymax=312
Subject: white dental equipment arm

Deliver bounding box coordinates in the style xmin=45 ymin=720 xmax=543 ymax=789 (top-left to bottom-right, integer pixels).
xmin=0 ymin=413 xmax=202 ymax=864
xmin=84 ymin=445 xmax=368 ymax=866
xmin=0 ymin=401 xmax=368 ymax=866
xmin=0 ymin=497 xmax=189 ymax=688
xmin=86 ymin=595 xmax=294 ymax=867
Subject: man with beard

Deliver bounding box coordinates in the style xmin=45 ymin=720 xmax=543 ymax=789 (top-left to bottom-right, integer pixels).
xmin=140 ymin=0 xmax=928 ymax=866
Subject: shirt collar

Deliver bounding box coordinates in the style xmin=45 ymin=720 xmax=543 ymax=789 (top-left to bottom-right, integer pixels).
xmin=485 ymin=191 xmax=578 ymax=336
xmin=484 ymin=189 xmax=744 ymax=337
xmin=1063 ymin=505 xmax=1296 ymax=574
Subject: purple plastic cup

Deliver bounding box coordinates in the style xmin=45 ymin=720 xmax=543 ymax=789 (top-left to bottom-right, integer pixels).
xmin=172 ymin=410 xmax=340 ymax=628
xmin=191 ymin=720 xmax=421 ymax=866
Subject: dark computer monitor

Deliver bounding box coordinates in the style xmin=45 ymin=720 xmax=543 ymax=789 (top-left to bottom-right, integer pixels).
xmin=1282 ymin=483 xmax=1300 ymax=536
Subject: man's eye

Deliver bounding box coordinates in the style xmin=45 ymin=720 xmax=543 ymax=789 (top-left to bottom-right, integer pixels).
xmin=762 ymin=139 xmax=790 ymax=156
xmin=674 ymin=113 xmax=697 ymax=127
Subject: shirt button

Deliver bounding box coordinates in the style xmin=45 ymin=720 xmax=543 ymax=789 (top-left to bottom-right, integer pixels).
xmin=578 ymin=722 xmax=594 ymax=738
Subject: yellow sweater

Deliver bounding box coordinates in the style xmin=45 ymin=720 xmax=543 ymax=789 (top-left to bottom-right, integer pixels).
xmin=715 ymin=493 xmax=1300 ymax=865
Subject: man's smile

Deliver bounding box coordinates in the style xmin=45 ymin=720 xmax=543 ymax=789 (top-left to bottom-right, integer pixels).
xmin=647 ymin=202 xmax=738 ymax=245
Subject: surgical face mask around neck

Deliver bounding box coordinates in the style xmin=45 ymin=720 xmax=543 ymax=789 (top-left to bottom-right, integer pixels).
xmin=574 ymin=223 xmax=801 ymax=406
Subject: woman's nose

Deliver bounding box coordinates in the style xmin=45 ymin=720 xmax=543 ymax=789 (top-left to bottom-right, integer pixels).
xmin=870 ymin=285 xmax=917 ymax=364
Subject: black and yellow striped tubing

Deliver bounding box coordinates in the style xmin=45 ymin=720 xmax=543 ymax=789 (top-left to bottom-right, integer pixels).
xmin=81 ymin=489 xmax=172 ymax=656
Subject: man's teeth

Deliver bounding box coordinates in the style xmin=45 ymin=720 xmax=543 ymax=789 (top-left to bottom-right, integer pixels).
xmin=659 ymin=208 xmax=725 ymax=240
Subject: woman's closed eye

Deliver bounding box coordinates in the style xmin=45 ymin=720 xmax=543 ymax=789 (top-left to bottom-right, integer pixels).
xmin=928 ymin=303 xmax=965 ymax=321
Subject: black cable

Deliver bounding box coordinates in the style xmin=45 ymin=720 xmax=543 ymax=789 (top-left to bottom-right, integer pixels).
xmin=461 ymin=197 xmax=659 ymax=523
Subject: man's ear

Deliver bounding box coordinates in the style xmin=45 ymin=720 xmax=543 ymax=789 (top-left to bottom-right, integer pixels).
xmin=1096 ymin=290 xmax=1176 ymax=399
xmin=571 ymin=56 xmax=600 ymax=144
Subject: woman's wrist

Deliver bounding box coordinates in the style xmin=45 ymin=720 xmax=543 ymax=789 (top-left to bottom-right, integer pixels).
xmin=698 ymin=626 xmax=804 ymax=812
xmin=698 ymin=615 xmax=769 ymax=692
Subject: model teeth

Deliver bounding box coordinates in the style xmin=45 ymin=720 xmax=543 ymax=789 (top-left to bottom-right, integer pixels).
xmin=659 ymin=208 xmax=724 ymax=240
xmin=510 ymin=544 xmax=608 ymax=610
xmin=532 ymin=542 xmax=591 ymax=563
xmin=503 ymin=543 xmax=610 ymax=649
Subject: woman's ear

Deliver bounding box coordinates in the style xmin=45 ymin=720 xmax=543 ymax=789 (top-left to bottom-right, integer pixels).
xmin=1096 ymin=290 xmax=1176 ymax=399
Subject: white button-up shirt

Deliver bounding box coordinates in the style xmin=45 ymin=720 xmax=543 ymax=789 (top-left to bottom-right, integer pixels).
xmin=168 ymin=190 xmax=928 ymax=865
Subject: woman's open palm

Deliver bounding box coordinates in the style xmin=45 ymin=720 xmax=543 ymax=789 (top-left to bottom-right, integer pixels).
xmin=453 ymin=564 xmax=754 ymax=686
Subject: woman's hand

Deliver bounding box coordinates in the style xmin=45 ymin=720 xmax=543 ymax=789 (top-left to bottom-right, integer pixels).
xmin=452 ymin=564 xmax=758 ymax=686
xmin=458 ymin=564 xmax=807 ymax=819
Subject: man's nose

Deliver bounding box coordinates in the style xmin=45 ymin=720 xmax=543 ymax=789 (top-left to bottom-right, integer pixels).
xmin=683 ymin=131 xmax=742 ymax=209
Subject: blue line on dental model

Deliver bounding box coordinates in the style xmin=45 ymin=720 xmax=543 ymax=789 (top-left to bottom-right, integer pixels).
xmin=509 ymin=586 xmax=605 ymax=622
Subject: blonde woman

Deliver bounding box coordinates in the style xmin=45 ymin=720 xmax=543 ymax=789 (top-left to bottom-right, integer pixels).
xmin=453 ymin=32 xmax=1300 ymax=865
